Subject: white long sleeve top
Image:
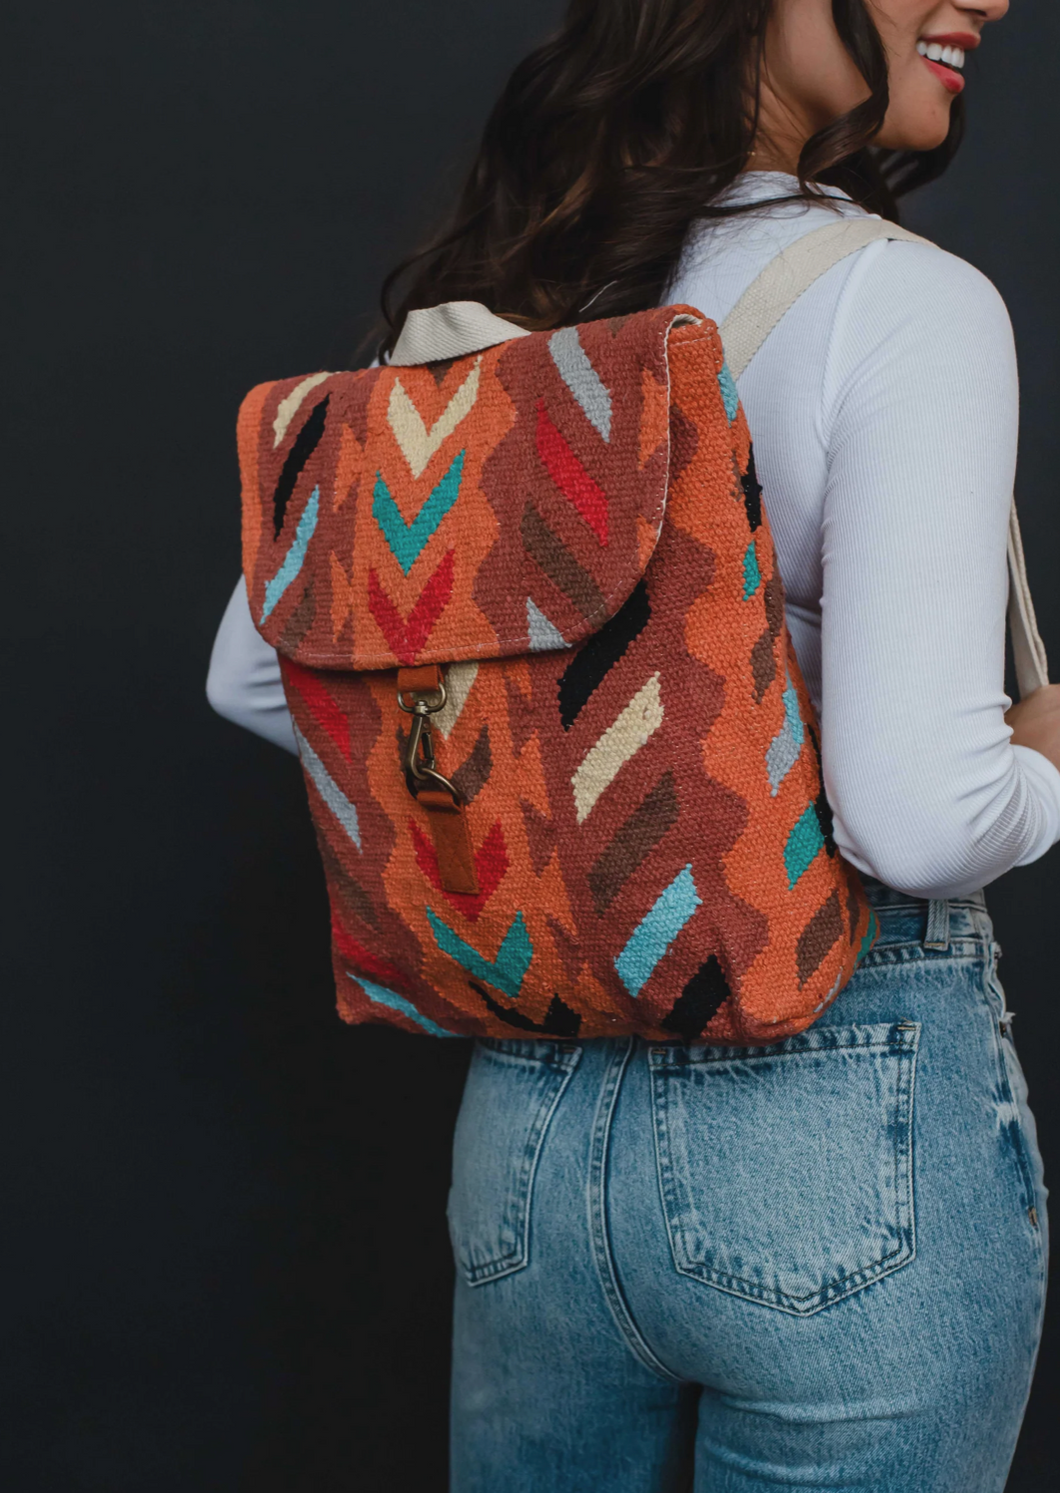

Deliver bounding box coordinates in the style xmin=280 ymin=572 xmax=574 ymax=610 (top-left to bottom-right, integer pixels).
xmin=207 ymin=170 xmax=1060 ymax=899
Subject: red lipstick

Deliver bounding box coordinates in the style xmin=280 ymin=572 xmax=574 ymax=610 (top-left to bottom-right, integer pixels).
xmin=923 ymin=57 xmax=965 ymax=94
xmin=920 ymin=32 xmax=980 ymax=49
xmin=917 ymin=33 xmax=978 ymax=95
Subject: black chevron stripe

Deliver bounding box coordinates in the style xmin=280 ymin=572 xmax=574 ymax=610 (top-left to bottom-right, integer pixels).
xmin=273 ymin=394 xmax=330 ymax=537
xmin=557 ymin=579 xmax=651 ymax=731
xmin=662 ymin=955 xmax=731 ymax=1042
xmin=742 ymin=446 xmax=763 ymax=532
xmin=807 ymin=723 xmax=838 ymax=856
xmin=471 ymin=982 xmax=582 ymax=1037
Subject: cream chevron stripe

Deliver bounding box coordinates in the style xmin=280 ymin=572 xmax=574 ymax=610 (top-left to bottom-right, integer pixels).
xmin=273 ymin=372 xmax=333 ymax=448
xmin=433 ymin=661 xmax=479 ymax=738
xmin=387 ymin=361 xmax=481 ymax=478
xmin=571 ymin=674 xmax=664 ymax=824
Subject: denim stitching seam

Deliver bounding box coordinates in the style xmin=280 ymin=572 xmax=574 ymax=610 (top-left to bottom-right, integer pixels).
xmin=983 ymin=953 xmax=1042 ymax=1229
xmin=858 ymin=938 xmax=983 ymax=968
xmin=462 ymin=1046 xmax=582 ymax=1286
xmin=587 ymin=1040 xmax=681 ymax=1382
xmin=651 ymin=1026 xmax=920 ymax=1314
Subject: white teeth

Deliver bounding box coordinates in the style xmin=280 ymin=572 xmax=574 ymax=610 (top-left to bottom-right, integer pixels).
xmin=917 ymin=40 xmax=965 ymax=68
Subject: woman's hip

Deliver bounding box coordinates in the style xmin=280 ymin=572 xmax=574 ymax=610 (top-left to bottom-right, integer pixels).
xmin=449 ymin=882 xmax=1046 ymax=1373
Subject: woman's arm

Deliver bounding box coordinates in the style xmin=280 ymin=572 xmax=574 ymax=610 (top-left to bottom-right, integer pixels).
xmin=820 ymin=240 xmax=1060 ymax=898
xmin=1006 ymin=683 xmax=1060 ymax=767
xmin=206 ymin=577 xmax=298 ymax=754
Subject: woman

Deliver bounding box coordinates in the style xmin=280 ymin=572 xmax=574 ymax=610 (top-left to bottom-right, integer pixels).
xmin=208 ymin=1 xmax=1056 ymax=1487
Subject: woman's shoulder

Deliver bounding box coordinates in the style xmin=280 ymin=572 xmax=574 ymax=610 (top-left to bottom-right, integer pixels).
xmin=676 ymin=192 xmax=1012 ymax=346
xmin=838 ymin=231 xmax=1013 ymax=345
xmin=677 ymin=193 xmax=870 ymax=305
xmin=820 ymin=231 xmax=1018 ymax=438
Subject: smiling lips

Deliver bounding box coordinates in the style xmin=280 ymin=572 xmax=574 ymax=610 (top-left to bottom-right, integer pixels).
xmin=917 ymin=32 xmax=979 ymax=95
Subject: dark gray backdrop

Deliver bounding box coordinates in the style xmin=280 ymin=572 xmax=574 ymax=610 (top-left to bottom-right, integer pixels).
xmin=4 ymin=2 xmax=1056 ymax=1488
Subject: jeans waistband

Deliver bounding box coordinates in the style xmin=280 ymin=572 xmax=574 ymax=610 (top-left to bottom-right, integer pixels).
xmin=860 ymin=875 xmax=990 ymax=951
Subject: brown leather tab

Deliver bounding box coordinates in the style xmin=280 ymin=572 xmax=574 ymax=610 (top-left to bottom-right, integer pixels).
xmin=418 ymin=789 xmax=480 ymax=895
xmin=397 ymin=664 xmax=444 ymax=703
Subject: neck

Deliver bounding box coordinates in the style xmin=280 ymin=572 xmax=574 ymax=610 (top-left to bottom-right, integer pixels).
xmin=747 ymin=140 xmax=802 ymax=173
xmin=750 ymin=101 xmax=810 ymax=175
xmin=751 ymin=61 xmax=822 ymax=175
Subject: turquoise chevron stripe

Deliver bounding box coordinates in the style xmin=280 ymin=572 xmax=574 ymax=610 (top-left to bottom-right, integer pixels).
xmin=373 ymin=450 xmax=465 ymax=574
xmin=293 ymin=723 xmax=361 ymax=850
xmin=743 ymin=540 xmax=761 ymax=599
xmin=261 ymin=487 xmax=319 ymax=620
xmin=426 ymin=908 xmax=533 ymax=999
xmin=858 ymin=909 xmax=879 ymax=962
xmin=766 ymin=674 xmax=805 ymax=795
xmin=781 ymin=677 xmax=803 ymax=744
xmin=717 ymin=362 xmax=739 ymax=421
xmin=785 ymin=804 xmax=825 ymax=888
xmin=615 ymin=865 xmax=701 ymax=998
xmin=348 ymin=974 xmax=456 ymax=1036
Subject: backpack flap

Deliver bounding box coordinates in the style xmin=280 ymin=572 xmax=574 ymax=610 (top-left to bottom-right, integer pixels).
xmin=238 ymin=307 xmax=705 ymax=670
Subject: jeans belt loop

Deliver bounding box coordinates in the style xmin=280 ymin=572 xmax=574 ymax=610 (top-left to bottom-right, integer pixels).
xmin=924 ymin=898 xmax=951 ymax=951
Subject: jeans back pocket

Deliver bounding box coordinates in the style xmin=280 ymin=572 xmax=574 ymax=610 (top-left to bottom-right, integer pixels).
xmin=448 ymin=1038 xmax=580 ymax=1286
xmin=650 ymin=1022 xmax=919 ymax=1315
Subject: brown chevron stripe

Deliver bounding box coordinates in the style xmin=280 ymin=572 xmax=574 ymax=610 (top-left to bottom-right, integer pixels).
xmin=764 ymin=573 xmax=785 ymax=639
xmin=588 ymin=772 xmax=679 ymax=913
xmin=278 ymin=579 xmax=316 ymax=654
xmin=503 ymin=668 xmax=538 ymax=757
xmin=520 ymin=503 xmax=605 ymax=619
xmin=668 ymin=404 xmax=699 ymax=482
xmin=547 ymin=915 xmax=584 ymax=982
xmin=520 ymin=798 xmax=558 ymax=875
xmin=426 ymin=357 xmax=457 ymax=387
xmin=845 ymin=874 xmax=862 ymax=937
xmin=321 ymin=846 xmax=380 ymax=931
xmin=796 ymin=891 xmax=844 ymax=986
xmin=750 ymin=628 xmax=776 ymax=703
xmin=451 ymin=723 xmax=492 ymax=805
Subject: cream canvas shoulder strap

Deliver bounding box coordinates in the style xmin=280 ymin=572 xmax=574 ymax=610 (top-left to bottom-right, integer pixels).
xmin=720 ymin=217 xmax=1049 ymax=697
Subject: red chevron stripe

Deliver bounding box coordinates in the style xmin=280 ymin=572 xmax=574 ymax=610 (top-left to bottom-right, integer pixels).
xmin=536 ymin=399 xmax=609 ymax=544
xmin=331 ymin=919 xmax=412 ymax=991
xmin=410 ymin=817 xmax=509 ymax=922
xmin=283 ymin=659 xmax=350 ymax=760
xmin=367 ymin=548 xmax=455 ymax=663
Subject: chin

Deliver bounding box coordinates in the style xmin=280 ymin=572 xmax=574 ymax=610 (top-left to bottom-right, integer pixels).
xmin=876 ymin=110 xmax=953 ymax=153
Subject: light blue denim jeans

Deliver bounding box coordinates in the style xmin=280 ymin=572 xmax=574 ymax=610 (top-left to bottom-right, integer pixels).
xmin=448 ymin=881 xmax=1048 ymax=1491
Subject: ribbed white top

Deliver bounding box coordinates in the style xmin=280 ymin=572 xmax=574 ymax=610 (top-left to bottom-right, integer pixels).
xmin=207 ymin=171 xmax=1060 ymax=898
xmin=669 ymin=172 xmax=1060 ymax=895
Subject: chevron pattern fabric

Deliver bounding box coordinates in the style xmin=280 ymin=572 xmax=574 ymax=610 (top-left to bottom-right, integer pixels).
xmin=237 ymin=307 xmax=874 ymax=1044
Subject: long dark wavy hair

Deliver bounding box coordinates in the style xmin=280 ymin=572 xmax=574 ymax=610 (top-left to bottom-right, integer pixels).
xmin=379 ymin=0 xmax=962 ymax=352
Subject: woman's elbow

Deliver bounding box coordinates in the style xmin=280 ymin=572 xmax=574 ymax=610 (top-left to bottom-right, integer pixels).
xmin=834 ymin=799 xmax=997 ymax=901
xmin=206 ymin=658 xmax=247 ymax=728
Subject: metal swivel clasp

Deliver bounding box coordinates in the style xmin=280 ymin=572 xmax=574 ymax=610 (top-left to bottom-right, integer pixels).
xmin=397 ymin=678 xmax=462 ymax=802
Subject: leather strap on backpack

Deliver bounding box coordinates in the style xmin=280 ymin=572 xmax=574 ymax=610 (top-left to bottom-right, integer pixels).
xmin=396 ymin=664 xmax=480 ymax=895
xmin=719 ymin=217 xmax=1050 ymax=699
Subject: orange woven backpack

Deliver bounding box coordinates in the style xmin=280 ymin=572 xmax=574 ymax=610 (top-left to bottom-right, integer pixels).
xmin=238 ymin=293 xmax=876 ymax=1044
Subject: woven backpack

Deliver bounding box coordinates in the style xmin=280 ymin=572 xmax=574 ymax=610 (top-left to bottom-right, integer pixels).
xmin=237 ymin=220 xmax=1046 ymax=1044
